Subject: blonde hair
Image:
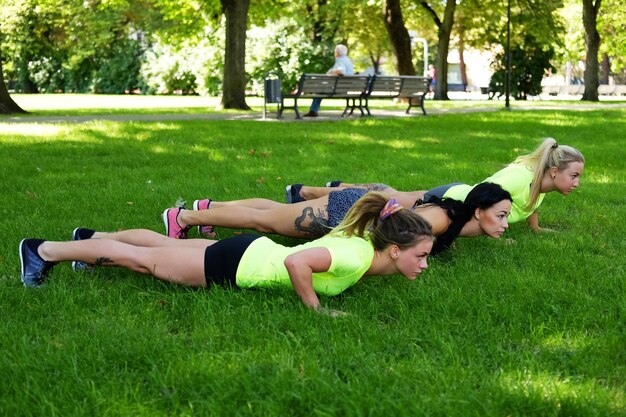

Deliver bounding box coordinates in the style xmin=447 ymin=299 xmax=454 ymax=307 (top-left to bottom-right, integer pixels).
xmin=331 ymin=192 xmax=433 ymax=251
xmin=513 ymin=138 xmax=585 ymax=210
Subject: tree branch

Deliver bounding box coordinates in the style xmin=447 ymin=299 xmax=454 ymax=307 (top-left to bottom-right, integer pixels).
xmin=419 ymin=1 xmax=442 ymax=28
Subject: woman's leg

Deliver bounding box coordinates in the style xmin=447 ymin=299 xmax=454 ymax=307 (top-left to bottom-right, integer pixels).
xmin=38 ymin=238 xmax=209 ymax=287
xmin=176 ymin=196 xmax=332 ymax=238
xmin=210 ymin=198 xmax=284 ymax=210
xmin=299 ymin=183 xmax=397 ymax=200
xmin=92 ymin=229 xmax=215 ymax=249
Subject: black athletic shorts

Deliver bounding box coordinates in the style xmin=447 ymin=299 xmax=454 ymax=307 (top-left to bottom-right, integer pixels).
xmin=423 ymin=182 xmax=465 ymax=203
xmin=203 ymin=234 xmax=262 ymax=287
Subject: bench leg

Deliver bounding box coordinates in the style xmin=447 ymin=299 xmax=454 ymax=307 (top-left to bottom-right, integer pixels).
xmin=277 ymin=101 xmax=284 ymax=119
xmin=363 ymin=99 xmax=372 ymax=116
xmin=341 ymin=99 xmax=350 ymax=117
xmin=294 ymin=99 xmax=301 ymax=119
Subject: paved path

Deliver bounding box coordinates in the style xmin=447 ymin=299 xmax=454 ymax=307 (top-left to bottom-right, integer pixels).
xmin=1 ymin=102 xmax=624 ymax=124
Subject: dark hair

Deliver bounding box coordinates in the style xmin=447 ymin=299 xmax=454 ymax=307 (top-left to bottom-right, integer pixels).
xmin=332 ymin=191 xmax=434 ymax=251
xmin=426 ymin=182 xmax=512 ymax=254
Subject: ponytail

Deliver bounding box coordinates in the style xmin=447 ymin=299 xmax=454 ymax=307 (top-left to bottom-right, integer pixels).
xmin=513 ymin=138 xmax=584 ymax=210
xmin=332 ymin=192 xmax=433 ymax=251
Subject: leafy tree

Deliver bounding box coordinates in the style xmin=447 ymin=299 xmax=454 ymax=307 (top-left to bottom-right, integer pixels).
xmin=93 ymin=38 xmax=145 ymax=94
xmin=581 ymin=0 xmax=601 ymax=101
xmin=599 ymin=0 xmax=625 ymax=77
xmin=383 ymin=0 xmax=416 ymax=75
xmin=418 ymin=0 xmax=457 ymax=100
xmin=246 ymin=18 xmax=327 ymax=92
xmin=345 ymin=1 xmax=392 ymax=75
xmin=0 ymin=38 xmax=26 ymax=113
xmin=219 ymin=0 xmax=251 ymax=109
xmin=0 ymin=0 xmax=161 ymax=94
xmin=489 ymin=33 xmax=556 ymax=100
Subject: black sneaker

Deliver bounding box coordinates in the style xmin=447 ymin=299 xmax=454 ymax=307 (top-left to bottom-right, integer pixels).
xmin=71 ymin=228 xmax=95 ymax=272
xmin=72 ymin=227 xmax=95 ymax=241
xmin=19 ymin=239 xmax=56 ymax=287
xmin=285 ymin=184 xmax=304 ymax=204
xmin=326 ymin=180 xmax=342 ymax=187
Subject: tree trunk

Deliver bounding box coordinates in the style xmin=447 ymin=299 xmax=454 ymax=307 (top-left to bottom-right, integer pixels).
xmin=220 ymin=0 xmax=251 ymax=110
xmin=383 ymin=0 xmax=416 ymax=76
xmin=369 ymin=52 xmax=382 ymax=74
xmin=581 ymin=0 xmax=601 ymax=101
xmin=600 ymin=52 xmax=609 ymax=84
xmin=420 ymin=0 xmax=457 ymax=100
xmin=0 ymin=45 xmax=27 ymax=114
xmin=458 ymin=33 xmax=468 ymax=87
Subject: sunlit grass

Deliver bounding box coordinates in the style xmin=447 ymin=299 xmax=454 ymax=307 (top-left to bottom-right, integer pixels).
xmin=6 ymin=93 xmax=622 ymax=119
xmin=0 ymin=107 xmax=624 ymax=416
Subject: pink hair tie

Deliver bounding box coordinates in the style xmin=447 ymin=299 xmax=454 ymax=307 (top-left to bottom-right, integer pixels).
xmin=380 ymin=198 xmax=403 ymax=220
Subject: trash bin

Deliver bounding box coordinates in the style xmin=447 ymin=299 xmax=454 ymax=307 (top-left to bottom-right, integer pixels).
xmin=263 ymin=72 xmax=281 ymax=119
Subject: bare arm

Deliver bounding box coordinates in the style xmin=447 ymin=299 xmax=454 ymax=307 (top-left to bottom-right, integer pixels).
xmin=527 ymin=211 xmax=540 ymax=231
xmin=527 ymin=211 xmax=555 ymax=233
xmin=284 ymin=247 xmax=332 ymax=309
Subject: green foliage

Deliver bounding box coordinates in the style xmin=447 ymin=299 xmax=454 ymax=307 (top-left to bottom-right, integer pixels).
xmin=93 ymin=38 xmax=145 ymax=94
xmin=0 ymin=102 xmax=625 ymax=415
xmin=246 ymin=19 xmax=329 ymax=93
xmin=599 ymin=0 xmax=626 ymax=75
xmin=489 ymin=34 xmax=556 ymax=100
xmin=140 ymin=29 xmax=225 ymax=96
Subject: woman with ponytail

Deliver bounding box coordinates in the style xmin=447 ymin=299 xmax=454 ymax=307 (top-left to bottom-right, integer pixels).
xmin=161 ymin=184 xmax=512 ymax=256
xmin=421 ymin=138 xmax=584 ymax=232
xmin=19 ymin=193 xmax=434 ymax=314
xmin=287 ymin=138 xmax=584 ymax=232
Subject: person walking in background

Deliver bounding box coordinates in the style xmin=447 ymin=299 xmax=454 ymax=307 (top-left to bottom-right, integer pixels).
xmin=427 ymin=64 xmax=436 ymax=98
xmin=304 ymin=44 xmax=354 ymax=117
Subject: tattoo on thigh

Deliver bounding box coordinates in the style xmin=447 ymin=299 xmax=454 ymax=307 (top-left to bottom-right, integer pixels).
xmin=294 ymin=206 xmax=330 ymax=238
xmin=95 ymin=257 xmax=114 ymax=266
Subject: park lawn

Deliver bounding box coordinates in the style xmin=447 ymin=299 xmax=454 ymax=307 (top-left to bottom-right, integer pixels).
xmin=6 ymin=93 xmax=623 ymax=118
xmin=0 ymin=106 xmax=624 ymax=416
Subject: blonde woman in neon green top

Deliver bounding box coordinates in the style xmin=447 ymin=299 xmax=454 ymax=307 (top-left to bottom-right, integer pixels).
xmin=19 ymin=193 xmax=434 ymax=315
xmin=288 ymin=138 xmax=585 ymax=232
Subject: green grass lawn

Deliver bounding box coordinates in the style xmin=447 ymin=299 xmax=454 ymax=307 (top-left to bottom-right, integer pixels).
xmin=0 ymin=96 xmax=624 ymax=416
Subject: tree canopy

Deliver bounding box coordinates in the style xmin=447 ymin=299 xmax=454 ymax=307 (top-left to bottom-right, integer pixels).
xmin=0 ymin=0 xmax=622 ymax=111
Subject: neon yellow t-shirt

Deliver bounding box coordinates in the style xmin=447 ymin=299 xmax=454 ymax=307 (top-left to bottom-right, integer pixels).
xmin=235 ymin=234 xmax=375 ymax=296
xmin=443 ymin=164 xmax=545 ymax=224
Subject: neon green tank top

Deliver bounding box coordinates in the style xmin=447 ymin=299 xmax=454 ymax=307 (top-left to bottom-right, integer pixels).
xmin=236 ymin=234 xmax=375 ymax=296
xmin=443 ymin=164 xmax=545 ymax=224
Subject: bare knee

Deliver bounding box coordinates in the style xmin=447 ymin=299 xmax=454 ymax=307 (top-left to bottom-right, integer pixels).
xmin=241 ymin=211 xmax=275 ymax=233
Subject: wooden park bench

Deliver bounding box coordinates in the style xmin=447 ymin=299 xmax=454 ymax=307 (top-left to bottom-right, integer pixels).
xmin=278 ymin=74 xmax=370 ymax=119
xmin=276 ymin=73 xmax=430 ymax=119
xmin=363 ymin=75 xmax=430 ymax=116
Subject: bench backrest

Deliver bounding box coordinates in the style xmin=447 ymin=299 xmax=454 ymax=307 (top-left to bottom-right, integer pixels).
xmin=333 ymin=75 xmax=370 ymax=96
xmin=297 ymin=74 xmax=336 ymax=96
xmin=296 ymin=74 xmax=370 ymax=97
xmin=367 ymin=76 xmax=403 ymax=97
xmin=398 ymin=76 xmax=430 ymax=98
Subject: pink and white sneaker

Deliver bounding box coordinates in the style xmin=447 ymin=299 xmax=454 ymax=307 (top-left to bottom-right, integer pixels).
xmin=162 ymin=207 xmax=191 ymax=239
xmin=193 ymin=199 xmax=216 ymax=238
